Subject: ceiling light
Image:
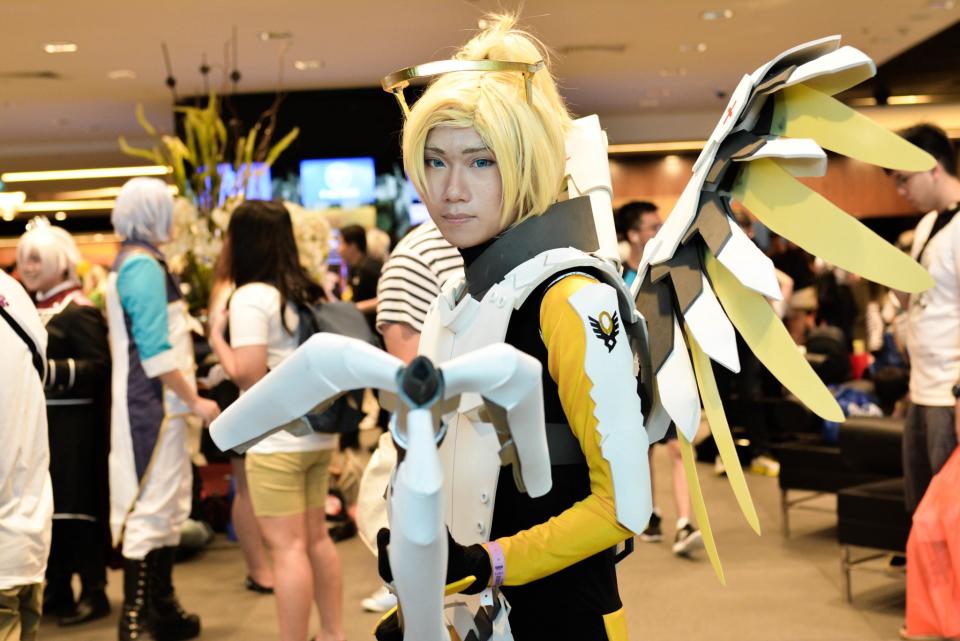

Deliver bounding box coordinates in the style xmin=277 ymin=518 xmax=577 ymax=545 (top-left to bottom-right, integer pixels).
xmin=54 ymin=185 xmax=178 ymax=200
xmin=259 ymin=31 xmax=293 ymax=41
xmin=887 ymin=94 xmax=935 ymax=105
xmin=658 ymin=67 xmax=688 ymax=78
xmin=927 ymin=0 xmax=954 ymax=9
xmin=681 ymin=42 xmax=709 ymax=53
xmin=294 ymin=59 xmax=322 ymax=71
xmin=54 ymin=211 xmax=67 ymax=221
xmin=608 ymin=141 xmax=707 ymax=155
xmin=18 ymin=200 xmax=115 ymax=213
xmin=847 ymin=96 xmax=878 ymax=107
xmin=1 ymin=165 xmax=170 ymax=183
xmin=44 ymin=41 xmax=78 ymax=54
xmin=107 ymin=69 xmax=137 ymax=80
xmin=0 ymin=191 xmax=27 ymax=221
xmin=701 ymin=9 xmax=734 ymax=20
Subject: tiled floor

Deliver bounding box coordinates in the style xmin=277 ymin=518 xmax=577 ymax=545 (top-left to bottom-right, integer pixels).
xmin=41 ymin=446 xmax=905 ymax=640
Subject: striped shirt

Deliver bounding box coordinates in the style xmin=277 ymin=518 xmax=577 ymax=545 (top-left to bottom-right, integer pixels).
xmin=376 ymin=221 xmax=464 ymax=333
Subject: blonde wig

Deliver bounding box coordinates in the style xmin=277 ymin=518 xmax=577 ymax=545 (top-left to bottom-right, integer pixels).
xmin=402 ymin=14 xmax=573 ymax=230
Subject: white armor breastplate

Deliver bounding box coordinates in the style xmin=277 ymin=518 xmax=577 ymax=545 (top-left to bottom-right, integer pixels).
xmin=418 ymin=247 xmax=633 ymax=544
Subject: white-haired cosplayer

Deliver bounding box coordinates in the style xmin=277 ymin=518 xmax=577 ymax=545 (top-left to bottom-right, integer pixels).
xmin=104 ymin=177 xmax=219 ymax=641
xmin=17 ymin=219 xmax=112 ymax=626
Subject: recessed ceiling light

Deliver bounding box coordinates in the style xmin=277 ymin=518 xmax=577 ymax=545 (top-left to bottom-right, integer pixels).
xmin=107 ymin=69 xmax=137 ymax=80
xmin=887 ymin=94 xmax=935 ymax=105
xmin=658 ymin=67 xmax=688 ymax=78
xmin=293 ymin=59 xmax=322 ymax=71
xmin=927 ymin=0 xmax=954 ymax=9
xmin=645 ymin=88 xmax=672 ymax=98
xmin=679 ymin=42 xmax=708 ymax=53
xmin=701 ymin=9 xmax=734 ymax=20
xmin=44 ymin=41 xmax=78 ymax=54
xmin=259 ymin=31 xmax=293 ymax=41
xmin=54 ymin=211 xmax=67 ymax=221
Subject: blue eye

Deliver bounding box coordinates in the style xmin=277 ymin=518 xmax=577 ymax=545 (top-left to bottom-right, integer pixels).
xmin=474 ymin=158 xmax=496 ymax=168
xmin=425 ymin=158 xmax=445 ymax=169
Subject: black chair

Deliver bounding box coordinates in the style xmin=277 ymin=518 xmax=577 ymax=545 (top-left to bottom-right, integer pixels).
xmin=770 ymin=395 xmax=890 ymax=536
xmin=836 ymin=415 xmax=908 ymax=602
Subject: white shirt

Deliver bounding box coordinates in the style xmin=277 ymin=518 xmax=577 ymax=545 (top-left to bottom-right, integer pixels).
xmin=0 ymin=271 xmax=53 ymax=589
xmin=229 ymin=282 xmax=336 ymax=453
xmin=906 ymin=210 xmax=960 ymax=406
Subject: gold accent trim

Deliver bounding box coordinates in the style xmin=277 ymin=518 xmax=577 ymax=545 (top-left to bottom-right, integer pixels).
xmin=381 ymin=59 xmax=545 ymax=116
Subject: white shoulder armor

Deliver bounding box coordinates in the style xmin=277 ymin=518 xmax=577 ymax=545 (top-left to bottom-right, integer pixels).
xmin=563 ymin=279 xmax=652 ymax=534
xmin=565 ymin=115 xmax=620 ymax=268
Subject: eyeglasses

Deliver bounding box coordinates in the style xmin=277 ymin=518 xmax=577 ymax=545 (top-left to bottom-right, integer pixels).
xmin=381 ymin=59 xmax=545 ymax=117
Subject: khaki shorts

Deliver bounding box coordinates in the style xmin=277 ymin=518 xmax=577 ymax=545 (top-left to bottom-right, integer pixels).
xmin=246 ymin=449 xmax=334 ymax=517
xmin=0 ymin=583 xmax=41 ymax=641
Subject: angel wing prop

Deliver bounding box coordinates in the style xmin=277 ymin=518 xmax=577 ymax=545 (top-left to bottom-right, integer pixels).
xmin=631 ymin=36 xmax=935 ymax=582
xmin=209 ymin=335 xmax=547 ymax=641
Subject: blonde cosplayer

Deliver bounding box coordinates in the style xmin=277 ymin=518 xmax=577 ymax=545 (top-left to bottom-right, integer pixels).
xmin=372 ymin=13 xmax=649 ymax=641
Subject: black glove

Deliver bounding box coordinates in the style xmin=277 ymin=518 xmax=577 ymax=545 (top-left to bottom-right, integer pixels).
xmin=373 ymin=609 xmax=402 ymax=641
xmin=376 ymin=527 xmax=492 ymax=595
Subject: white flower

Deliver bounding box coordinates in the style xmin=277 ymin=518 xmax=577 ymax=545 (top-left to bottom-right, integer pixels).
xmin=286 ymin=201 xmax=330 ymax=284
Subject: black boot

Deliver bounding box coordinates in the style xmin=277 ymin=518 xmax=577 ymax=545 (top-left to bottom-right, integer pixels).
xmin=62 ymin=519 xmax=111 ymax=625
xmin=60 ymin=588 xmax=110 ymax=626
xmin=118 ymin=557 xmax=155 ymax=641
xmin=147 ymin=547 xmax=200 ymax=641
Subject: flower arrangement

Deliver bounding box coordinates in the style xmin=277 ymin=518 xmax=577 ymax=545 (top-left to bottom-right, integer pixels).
xmin=120 ymin=94 xmax=299 ymax=313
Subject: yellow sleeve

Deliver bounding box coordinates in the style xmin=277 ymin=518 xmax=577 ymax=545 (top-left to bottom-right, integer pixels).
xmin=494 ymin=274 xmax=633 ymax=586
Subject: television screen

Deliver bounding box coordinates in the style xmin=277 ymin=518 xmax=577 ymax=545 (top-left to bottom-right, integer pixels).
xmin=217 ymin=162 xmax=272 ymax=205
xmin=300 ymin=157 xmax=376 ymax=208
xmin=403 ymin=179 xmax=430 ymax=225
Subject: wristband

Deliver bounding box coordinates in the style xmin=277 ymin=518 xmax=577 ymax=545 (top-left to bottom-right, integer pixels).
xmin=485 ymin=541 xmax=506 ymax=587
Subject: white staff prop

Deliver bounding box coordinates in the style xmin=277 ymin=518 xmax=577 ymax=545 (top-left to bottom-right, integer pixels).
xmin=210 ymin=334 xmax=548 ymax=641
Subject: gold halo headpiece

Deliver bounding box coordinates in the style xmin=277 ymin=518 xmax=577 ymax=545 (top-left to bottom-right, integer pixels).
xmin=381 ymin=59 xmax=545 ymax=117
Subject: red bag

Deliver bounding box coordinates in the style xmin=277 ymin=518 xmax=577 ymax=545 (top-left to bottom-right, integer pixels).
xmin=906 ymin=448 xmax=960 ymax=638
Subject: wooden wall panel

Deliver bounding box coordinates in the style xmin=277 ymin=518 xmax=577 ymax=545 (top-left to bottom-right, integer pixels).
xmin=610 ymin=153 xmax=920 ymax=219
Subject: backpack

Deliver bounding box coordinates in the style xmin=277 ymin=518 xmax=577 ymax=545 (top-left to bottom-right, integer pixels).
xmin=295 ymin=299 xmax=377 ymax=434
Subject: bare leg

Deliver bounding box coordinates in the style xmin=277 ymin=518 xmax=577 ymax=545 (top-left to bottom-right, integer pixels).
xmin=259 ymin=513 xmax=313 ymax=641
xmin=231 ymin=458 xmax=274 ymax=589
xmin=305 ymin=505 xmax=344 ymax=641
xmin=667 ymin=439 xmax=691 ymax=521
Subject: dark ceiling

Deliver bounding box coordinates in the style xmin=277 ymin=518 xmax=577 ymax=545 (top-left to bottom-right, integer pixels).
xmin=840 ymin=19 xmax=960 ymax=104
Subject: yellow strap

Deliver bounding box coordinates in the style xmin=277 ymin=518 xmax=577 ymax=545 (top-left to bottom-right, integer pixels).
xmin=732 ymin=158 xmax=933 ymax=294
xmin=602 ymin=607 xmax=629 ymax=641
xmin=773 ymin=83 xmax=936 ymax=172
xmin=677 ymin=429 xmax=725 ymax=585
xmin=704 ymin=250 xmax=844 ymax=423
xmin=370 ymin=576 xmax=478 ymax=634
xmin=686 ymin=326 xmax=761 ymax=536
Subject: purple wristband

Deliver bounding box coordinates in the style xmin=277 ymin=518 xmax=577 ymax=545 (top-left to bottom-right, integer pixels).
xmin=486 ymin=541 xmax=506 ymax=587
